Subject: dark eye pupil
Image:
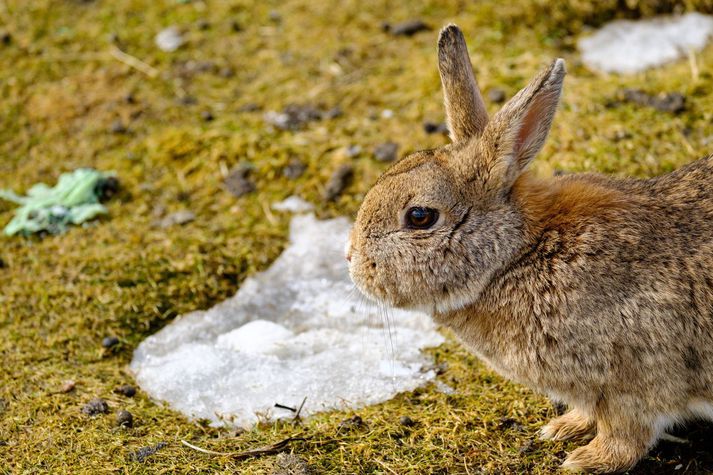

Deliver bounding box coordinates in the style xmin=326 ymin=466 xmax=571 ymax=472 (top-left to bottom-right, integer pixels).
xmin=406 ymin=207 xmax=438 ymax=229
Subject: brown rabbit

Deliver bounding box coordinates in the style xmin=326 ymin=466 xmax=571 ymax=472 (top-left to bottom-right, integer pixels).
xmin=347 ymin=24 xmax=713 ymax=473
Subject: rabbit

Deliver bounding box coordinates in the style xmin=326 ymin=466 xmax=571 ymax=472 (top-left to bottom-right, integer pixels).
xmin=347 ymin=24 xmax=713 ymax=473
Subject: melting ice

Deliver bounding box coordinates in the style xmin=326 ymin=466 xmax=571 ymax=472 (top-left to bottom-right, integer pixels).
xmin=578 ymin=13 xmax=713 ymax=74
xmin=131 ymin=213 xmax=444 ymax=427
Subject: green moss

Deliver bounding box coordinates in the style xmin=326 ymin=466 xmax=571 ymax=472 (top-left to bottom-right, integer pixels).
xmin=2 ymin=0 xmax=712 ymax=473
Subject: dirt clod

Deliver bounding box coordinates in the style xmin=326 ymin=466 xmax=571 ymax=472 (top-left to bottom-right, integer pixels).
xmin=225 ymin=166 xmax=256 ymax=197
xmin=373 ymin=141 xmax=399 ymax=162
xmin=114 ymin=385 xmax=137 ymax=397
xmin=323 ymin=164 xmax=353 ymax=202
xmin=102 ymin=336 xmax=120 ymax=348
xmin=616 ymin=89 xmax=686 ymax=113
xmin=385 ymin=20 xmax=430 ymax=36
xmin=116 ymin=409 xmax=134 ymax=428
xmin=272 ymin=453 xmax=313 ymax=475
xmin=283 ymin=158 xmax=306 ymax=180
xmin=488 ymin=88 xmax=506 ymax=103
xmin=130 ymin=442 xmax=167 ymax=462
xmin=81 ymin=398 xmax=109 ymax=416
xmin=423 ymin=121 xmax=448 ymax=135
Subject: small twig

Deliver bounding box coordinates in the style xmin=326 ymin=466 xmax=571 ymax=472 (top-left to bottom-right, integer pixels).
xmin=181 ymin=440 xmax=232 ymax=456
xmin=110 ymin=46 xmax=159 ymax=78
xmin=274 ymin=403 xmax=297 ymax=412
xmin=181 ymin=435 xmax=305 ymax=460
xmin=294 ymin=397 xmax=308 ymax=420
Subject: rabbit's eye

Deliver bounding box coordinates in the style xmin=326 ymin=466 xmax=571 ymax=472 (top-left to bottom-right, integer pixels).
xmin=405 ymin=207 xmax=439 ymax=229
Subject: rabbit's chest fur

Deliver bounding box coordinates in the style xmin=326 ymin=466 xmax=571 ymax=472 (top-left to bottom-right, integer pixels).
xmin=435 ymin=157 xmax=713 ymax=407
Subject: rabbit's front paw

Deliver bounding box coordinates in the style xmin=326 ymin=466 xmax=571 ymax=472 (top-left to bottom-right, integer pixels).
xmin=539 ymin=409 xmax=595 ymax=441
xmin=561 ymin=433 xmax=646 ymax=473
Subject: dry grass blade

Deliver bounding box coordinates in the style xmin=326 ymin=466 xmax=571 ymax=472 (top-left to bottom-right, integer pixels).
xmin=181 ymin=435 xmax=306 ymax=460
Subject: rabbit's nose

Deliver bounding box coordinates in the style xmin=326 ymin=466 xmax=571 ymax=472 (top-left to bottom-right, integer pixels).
xmin=345 ymin=237 xmax=352 ymax=262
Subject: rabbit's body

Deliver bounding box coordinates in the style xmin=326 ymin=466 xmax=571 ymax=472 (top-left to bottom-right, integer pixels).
xmin=348 ymin=24 xmax=713 ymax=473
xmin=437 ymin=158 xmax=713 ymax=429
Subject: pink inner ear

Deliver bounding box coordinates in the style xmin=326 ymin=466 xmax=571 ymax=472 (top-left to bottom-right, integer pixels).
xmin=513 ymin=92 xmax=551 ymax=163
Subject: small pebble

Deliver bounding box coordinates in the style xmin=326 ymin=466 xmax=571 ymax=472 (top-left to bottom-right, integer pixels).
xmin=102 ymin=336 xmax=120 ymax=348
xmin=373 ymin=142 xmax=399 ymax=162
xmin=109 ymin=120 xmax=127 ymax=134
xmin=386 ymin=19 xmax=430 ymax=36
xmin=219 ymin=67 xmax=235 ymax=78
xmin=58 ymin=380 xmax=76 ymax=394
xmin=423 ymin=121 xmax=448 ymax=135
xmin=283 ymin=158 xmax=306 ymax=180
xmin=155 ymin=26 xmax=184 ymax=52
xmin=399 ymin=415 xmax=416 ymax=427
xmin=158 ymin=210 xmax=196 ymax=228
xmin=81 ymin=398 xmax=109 ymax=416
xmin=114 ymin=385 xmax=137 ymax=397
xmin=345 ymin=145 xmax=362 ymax=158
xmin=116 ymin=409 xmax=133 ymax=428
xmin=200 ymin=110 xmax=214 ymax=122
xmin=488 ymin=88 xmax=506 ymax=103
xmin=323 ymin=164 xmax=353 ymax=202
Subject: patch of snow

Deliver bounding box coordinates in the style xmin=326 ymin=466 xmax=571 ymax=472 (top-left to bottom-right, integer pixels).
xmin=271 ymin=196 xmax=314 ymax=213
xmin=131 ymin=214 xmax=444 ymax=427
xmin=155 ymin=26 xmax=185 ymax=52
xmin=578 ymin=13 xmax=713 ymax=74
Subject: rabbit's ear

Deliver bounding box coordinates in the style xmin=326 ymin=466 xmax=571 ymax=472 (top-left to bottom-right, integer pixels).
xmin=478 ymin=59 xmax=565 ymax=186
xmin=438 ymin=24 xmax=488 ymax=142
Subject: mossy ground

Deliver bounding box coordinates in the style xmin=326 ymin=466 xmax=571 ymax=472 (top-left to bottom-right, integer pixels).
xmin=2 ymin=1 xmax=713 ymax=473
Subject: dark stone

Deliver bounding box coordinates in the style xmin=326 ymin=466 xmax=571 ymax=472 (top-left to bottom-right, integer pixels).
xmin=114 ymin=385 xmax=137 ymax=397
xmin=116 ymin=410 xmax=133 ymax=428
xmin=283 ymin=158 xmax=306 ymax=180
xmin=95 ymin=176 xmax=120 ymax=202
xmin=373 ymin=141 xmax=399 ymax=162
xmin=619 ymin=89 xmax=686 ymax=113
xmin=386 ymin=20 xmax=430 ymax=36
xmin=109 ymin=120 xmax=127 ymax=134
xmin=399 ymin=415 xmax=416 ymax=427
xmin=488 ymin=88 xmax=506 ymax=103
xmin=423 ymin=121 xmax=449 ymax=135
xmin=102 ymin=336 xmax=120 ymax=348
xmin=81 ymin=398 xmax=109 ymax=416
xmin=323 ymin=164 xmax=353 ymax=202
xmin=130 ymin=442 xmax=167 ymax=462
xmin=225 ymin=166 xmax=256 ymax=197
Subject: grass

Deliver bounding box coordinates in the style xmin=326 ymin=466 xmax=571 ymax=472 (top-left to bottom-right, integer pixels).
xmin=1 ymin=0 xmax=713 ymax=473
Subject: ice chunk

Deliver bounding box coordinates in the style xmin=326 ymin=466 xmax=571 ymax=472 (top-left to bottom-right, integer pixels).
xmin=131 ymin=214 xmax=444 ymax=427
xmin=271 ymin=196 xmax=314 ymax=213
xmin=578 ymin=13 xmax=713 ymax=74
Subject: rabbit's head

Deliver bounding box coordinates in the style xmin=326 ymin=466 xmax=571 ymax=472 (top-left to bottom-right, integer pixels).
xmin=348 ymin=25 xmax=565 ymax=313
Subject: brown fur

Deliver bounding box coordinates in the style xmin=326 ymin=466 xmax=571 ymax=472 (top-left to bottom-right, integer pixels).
xmin=348 ymin=24 xmax=713 ymax=473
